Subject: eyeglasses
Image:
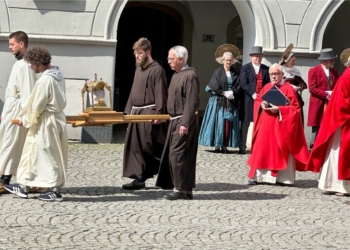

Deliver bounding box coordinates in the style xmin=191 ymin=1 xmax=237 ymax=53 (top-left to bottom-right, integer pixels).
xmin=167 ymin=57 xmax=176 ymax=61
xmin=269 ymin=72 xmax=282 ymax=76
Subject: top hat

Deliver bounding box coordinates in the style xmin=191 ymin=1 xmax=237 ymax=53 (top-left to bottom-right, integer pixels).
xmin=318 ymin=48 xmax=337 ymax=60
xmin=340 ymin=48 xmax=350 ymax=66
xmin=279 ymin=43 xmax=294 ymax=65
xmin=214 ymin=44 xmax=241 ymax=64
xmin=249 ymin=46 xmax=263 ymax=56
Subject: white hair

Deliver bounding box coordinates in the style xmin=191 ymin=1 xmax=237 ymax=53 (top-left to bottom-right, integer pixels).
xmin=170 ymin=46 xmax=188 ymax=63
xmin=222 ymin=52 xmax=233 ymax=61
xmin=222 ymin=52 xmax=238 ymax=64
xmin=269 ymin=63 xmax=283 ymax=73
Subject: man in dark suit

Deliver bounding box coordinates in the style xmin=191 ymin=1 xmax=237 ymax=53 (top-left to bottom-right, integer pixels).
xmin=307 ymin=48 xmax=339 ymax=149
xmin=239 ymin=46 xmax=270 ymax=154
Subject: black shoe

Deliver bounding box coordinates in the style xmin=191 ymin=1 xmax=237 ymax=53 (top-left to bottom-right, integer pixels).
xmin=186 ymin=193 xmax=193 ymax=200
xmin=238 ymin=146 xmax=247 ymax=154
xmin=238 ymin=149 xmax=246 ymax=154
xmin=163 ymin=191 xmax=188 ymax=200
xmin=4 ymin=183 xmax=28 ymax=198
xmin=221 ymin=148 xmax=229 ymax=154
xmin=122 ymin=179 xmax=145 ymax=190
xmin=247 ymin=179 xmax=256 ymax=185
xmin=214 ymin=148 xmax=221 ymax=153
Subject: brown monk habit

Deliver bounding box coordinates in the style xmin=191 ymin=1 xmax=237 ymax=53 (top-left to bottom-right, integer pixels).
xmin=123 ymin=61 xmax=168 ymax=181
xmin=156 ymin=67 xmax=200 ymax=191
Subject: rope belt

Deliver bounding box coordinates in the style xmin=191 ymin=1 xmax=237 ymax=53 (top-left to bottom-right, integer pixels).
xmin=130 ymin=104 xmax=156 ymax=115
xmin=170 ymin=111 xmax=198 ymax=120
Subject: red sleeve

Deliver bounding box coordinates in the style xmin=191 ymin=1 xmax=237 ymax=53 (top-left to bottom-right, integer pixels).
xmin=253 ymin=84 xmax=309 ymax=168
xmin=279 ymin=85 xmax=309 ymax=169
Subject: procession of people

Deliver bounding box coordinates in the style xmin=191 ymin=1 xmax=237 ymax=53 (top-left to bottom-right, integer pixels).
xmin=1 ymin=30 xmax=350 ymax=201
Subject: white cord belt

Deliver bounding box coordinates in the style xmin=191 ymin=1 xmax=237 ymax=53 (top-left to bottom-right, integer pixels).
xmin=170 ymin=111 xmax=198 ymax=120
xmin=130 ymin=104 xmax=156 ymax=115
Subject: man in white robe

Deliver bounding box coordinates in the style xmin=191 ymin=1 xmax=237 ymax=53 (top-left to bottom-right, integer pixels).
xmin=0 ymin=31 xmax=36 ymax=193
xmin=5 ymin=46 xmax=68 ymax=201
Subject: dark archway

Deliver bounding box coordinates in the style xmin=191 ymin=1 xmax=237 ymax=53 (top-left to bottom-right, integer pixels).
xmin=114 ymin=3 xmax=182 ymax=112
xmin=322 ymin=1 xmax=350 ymax=74
xmin=227 ymin=15 xmax=243 ymax=72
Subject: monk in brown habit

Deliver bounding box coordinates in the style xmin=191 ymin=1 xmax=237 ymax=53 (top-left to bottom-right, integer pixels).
xmin=122 ymin=38 xmax=168 ymax=190
xmin=156 ymin=46 xmax=200 ymax=200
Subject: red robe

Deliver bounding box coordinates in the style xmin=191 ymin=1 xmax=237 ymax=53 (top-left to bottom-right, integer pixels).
xmin=305 ymin=67 xmax=350 ymax=180
xmin=307 ymin=64 xmax=338 ymax=127
xmin=247 ymin=82 xmax=309 ymax=178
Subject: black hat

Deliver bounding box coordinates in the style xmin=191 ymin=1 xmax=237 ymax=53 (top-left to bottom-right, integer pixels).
xmin=318 ymin=48 xmax=337 ymax=60
xmin=249 ymin=46 xmax=263 ymax=56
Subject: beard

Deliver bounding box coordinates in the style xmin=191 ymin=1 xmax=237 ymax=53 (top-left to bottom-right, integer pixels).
xmin=11 ymin=49 xmax=20 ymax=56
xmin=136 ymin=55 xmax=148 ymax=67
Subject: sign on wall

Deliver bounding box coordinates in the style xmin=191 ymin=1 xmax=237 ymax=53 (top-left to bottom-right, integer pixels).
xmin=202 ymin=34 xmax=215 ymax=42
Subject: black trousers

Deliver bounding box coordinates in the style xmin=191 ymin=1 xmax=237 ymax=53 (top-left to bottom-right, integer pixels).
xmin=309 ymin=126 xmax=320 ymax=149
xmin=240 ymin=121 xmax=251 ymax=150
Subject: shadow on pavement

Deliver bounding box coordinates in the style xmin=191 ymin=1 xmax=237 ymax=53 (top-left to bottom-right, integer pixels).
xmin=204 ymin=149 xmax=251 ymax=155
xmin=195 ymin=183 xmax=250 ymax=192
xmin=293 ymin=179 xmax=318 ymax=189
xmin=61 ymin=186 xmax=288 ymax=202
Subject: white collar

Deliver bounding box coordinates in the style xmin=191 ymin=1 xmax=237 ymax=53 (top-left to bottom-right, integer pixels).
xmin=321 ymin=64 xmax=330 ymax=76
xmin=271 ymin=79 xmax=285 ymax=86
xmin=181 ymin=64 xmax=189 ymax=71
xmin=252 ymin=63 xmax=260 ymax=74
xmin=282 ymin=66 xmax=301 ymax=78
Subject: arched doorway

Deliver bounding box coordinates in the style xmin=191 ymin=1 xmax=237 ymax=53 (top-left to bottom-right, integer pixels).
xmin=322 ymin=0 xmax=350 ymax=74
xmin=227 ymin=15 xmax=243 ymax=72
xmin=113 ymin=3 xmax=182 ymax=112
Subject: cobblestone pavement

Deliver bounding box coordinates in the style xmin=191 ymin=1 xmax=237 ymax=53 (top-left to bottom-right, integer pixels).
xmin=1 ymin=141 xmax=350 ymax=249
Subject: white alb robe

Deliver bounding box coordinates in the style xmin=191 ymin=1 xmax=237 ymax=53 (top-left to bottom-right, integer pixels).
xmin=253 ymin=154 xmax=296 ymax=185
xmin=318 ymin=127 xmax=350 ymax=194
xmin=0 ymin=59 xmax=36 ymax=175
xmin=16 ymin=67 xmax=68 ymax=188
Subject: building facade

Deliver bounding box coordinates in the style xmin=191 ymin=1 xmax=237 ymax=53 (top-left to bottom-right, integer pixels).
xmin=0 ymin=0 xmax=347 ymax=143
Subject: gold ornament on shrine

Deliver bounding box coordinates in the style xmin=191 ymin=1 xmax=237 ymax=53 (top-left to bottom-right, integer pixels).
xmin=12 ymin=73 xmax=170 ymax=127
xmin=81 ymin=73 xmax=113 ymax=113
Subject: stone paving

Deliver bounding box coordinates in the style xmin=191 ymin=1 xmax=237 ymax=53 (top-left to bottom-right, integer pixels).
xmin=1 ymin=139 xmax=350 ymax=249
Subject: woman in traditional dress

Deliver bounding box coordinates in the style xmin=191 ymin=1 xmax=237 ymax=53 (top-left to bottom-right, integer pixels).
xmin=198 ymin=44 xmax=241 ymax=153
xmin=279 ymin=43 xmax=308 ymax=124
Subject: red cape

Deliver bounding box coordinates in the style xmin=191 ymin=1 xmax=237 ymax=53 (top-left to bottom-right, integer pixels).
xmin=247 ymin=82 xmax=309 ymax=177
xmin=305 ymin=67 xmax=350 ymax=180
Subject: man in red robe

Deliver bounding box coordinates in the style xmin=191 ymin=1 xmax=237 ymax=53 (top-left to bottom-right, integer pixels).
xmin=307 ymin=48 xmax=339 ymax=149
xmin=305 ymin=58 xmax=350 ymax=196
xmin=247 ymin=63 xmax=309 ymax=185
